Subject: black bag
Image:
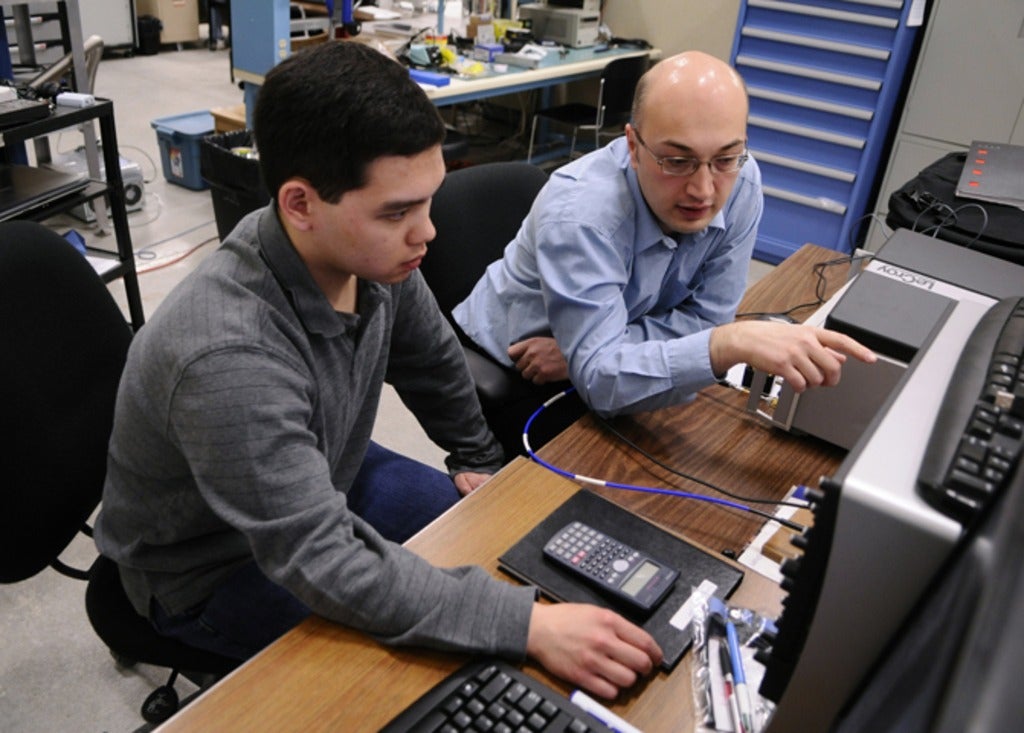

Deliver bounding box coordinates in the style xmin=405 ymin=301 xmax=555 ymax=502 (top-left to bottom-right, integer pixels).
xmin=886 ymin=151 xmax=1024 ymax=266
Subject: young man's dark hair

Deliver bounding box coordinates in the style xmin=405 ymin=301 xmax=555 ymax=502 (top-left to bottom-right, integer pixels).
xmin=254 ymin=41 xmax=447 ymax=202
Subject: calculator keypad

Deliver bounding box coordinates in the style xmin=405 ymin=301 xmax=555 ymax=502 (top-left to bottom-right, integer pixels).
xmin=545 ymin=521 xmax=641 ymax=586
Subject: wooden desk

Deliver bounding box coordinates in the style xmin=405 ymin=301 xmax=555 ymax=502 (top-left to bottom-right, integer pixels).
xmin=156 ymin=245 xmax=850 ymax=732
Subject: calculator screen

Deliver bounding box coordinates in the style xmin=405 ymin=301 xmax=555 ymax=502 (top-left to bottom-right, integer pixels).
xmin=621 ymin=561 xmax=659 ymax=597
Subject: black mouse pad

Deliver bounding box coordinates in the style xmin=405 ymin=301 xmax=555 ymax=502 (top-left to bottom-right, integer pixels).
xmin=498 ymin=489 xmax=744 ymax=671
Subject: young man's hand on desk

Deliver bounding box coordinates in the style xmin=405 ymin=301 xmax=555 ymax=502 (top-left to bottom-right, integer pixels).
xmin=527 ymin=602 xmax=663 ymax=699
xmin=453 ymin=471 xmax=494 ymax=496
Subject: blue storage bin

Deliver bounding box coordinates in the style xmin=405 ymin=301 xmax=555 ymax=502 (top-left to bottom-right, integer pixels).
xmin=151 ymin=111 xmax=215 ymax=190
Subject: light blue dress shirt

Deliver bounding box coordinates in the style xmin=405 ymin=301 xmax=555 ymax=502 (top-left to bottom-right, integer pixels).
xmin=453 ymin=136 xmax=763 ymax=416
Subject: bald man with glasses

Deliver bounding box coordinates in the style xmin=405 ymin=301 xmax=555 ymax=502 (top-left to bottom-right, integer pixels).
xmin=454 ymin=51 xmax=874 ymax=454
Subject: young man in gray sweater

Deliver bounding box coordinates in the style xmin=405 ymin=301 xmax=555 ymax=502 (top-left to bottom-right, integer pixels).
xmin=95 ymin=41 xmax=660 ymax=700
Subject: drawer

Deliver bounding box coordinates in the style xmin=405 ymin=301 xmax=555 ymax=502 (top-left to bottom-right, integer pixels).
xmin=731 ymin=0 xmax=921 ymax=261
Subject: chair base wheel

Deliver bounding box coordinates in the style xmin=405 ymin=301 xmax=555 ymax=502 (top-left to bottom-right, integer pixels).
xmin=142 ymin=684 xmax=180 ymax=724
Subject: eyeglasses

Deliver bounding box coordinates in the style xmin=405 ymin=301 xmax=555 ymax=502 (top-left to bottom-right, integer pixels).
xmin=633 ymin=129 xmax=748 ymax=177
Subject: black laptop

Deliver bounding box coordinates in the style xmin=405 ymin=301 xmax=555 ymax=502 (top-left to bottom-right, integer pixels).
xmin=0 ymin=164 xmax=89 ymax=219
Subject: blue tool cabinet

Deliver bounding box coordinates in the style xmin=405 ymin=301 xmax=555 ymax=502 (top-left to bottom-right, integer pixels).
xmin=730 ymin=0 xmax=923 ymax=263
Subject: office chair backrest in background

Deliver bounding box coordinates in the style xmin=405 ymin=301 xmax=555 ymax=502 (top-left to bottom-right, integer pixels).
xmin=421 ymin=160 xmax=549 ymax=324
xmin=599 ymin=54 xmax=648 ymax=129
xmin=420 ymin=161 xmax=552 ymax=459
xmin=527 ymin=53 xmax=649 ymax=162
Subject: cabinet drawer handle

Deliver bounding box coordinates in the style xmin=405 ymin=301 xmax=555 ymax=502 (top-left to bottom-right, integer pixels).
xmin=751 ymin=150 xmax=856 ymax=182
xmin=749 ymin=115 xmax=866 ymax=149
xmin=736 ymin=55 xmax=882 ymax=91
xmin=747 ymin=0 xmax=900 ymax=28
xmin=741 ymin=27 xmax=892 ymax=60
xmin=748 ymin=85 xmax=874 ymax=121
xmin=763 ymin=185 xmax=848 ymax=214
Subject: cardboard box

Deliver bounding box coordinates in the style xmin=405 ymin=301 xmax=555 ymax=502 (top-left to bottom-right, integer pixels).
xmin=211 ymin=104 xmax=246 ymax=134
xmin=135 ymin=0 xmax=199 ymax=44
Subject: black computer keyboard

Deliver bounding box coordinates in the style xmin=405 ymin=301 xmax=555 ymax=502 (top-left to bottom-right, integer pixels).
xmin=379 ymin=659 xmax=614 ymax=733
xmin=917 ymin=296 xmax=1024 ymax=524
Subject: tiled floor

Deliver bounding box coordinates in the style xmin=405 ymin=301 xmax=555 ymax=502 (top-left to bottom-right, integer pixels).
xmin=1 ymin=38 xmax=774 ymax=733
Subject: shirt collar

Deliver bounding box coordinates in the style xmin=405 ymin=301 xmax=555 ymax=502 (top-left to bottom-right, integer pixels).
xmin=256 ymin=206 xmax=386 ymax=337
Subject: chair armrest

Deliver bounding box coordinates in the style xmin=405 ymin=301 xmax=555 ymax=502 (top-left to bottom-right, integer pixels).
xmin=463 ymin=347 xmax=529 ymax=404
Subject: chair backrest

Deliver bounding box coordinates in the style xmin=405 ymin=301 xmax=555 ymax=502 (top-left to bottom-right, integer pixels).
xmin=420 ymin=161 xmax=549 ymax=322
xmin=0 ymin=221 xmax=132 ymax=583
xmin=28 ymin=34 xmax=104 ymax=94
xmin=599 ymin=55 xmax=649 ymax=128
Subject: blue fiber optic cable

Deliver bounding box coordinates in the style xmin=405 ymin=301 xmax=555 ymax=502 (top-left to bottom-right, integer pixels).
xmin=522 ymin=387 xmax=759 ymax=514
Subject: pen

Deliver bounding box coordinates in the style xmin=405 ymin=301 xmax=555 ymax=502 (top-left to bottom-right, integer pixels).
xmin=569 ymin=690 xmax=644 ymax=733
xmin=726 ymin=620 xmax=755 ymax=733
xmin=719 ymin=643 xmax=743 ymax=733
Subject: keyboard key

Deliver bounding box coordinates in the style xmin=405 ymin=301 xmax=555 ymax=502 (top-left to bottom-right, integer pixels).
xmin=453 ymin=710 xmax=473 ymax=728
xmin=480 ymin=673 xmax=512 ymax=703
xmin=959 ymin=435 xmax=988 ymax=464
xmin=947 ymin=469 xmax=995 ymax=499
xmin=504 ymin=709 xmax=525 ymax=727
xmin=954 ymin=455 xmax=981 ymax=475
xmin=526 ymin=711 xmax=548 ymax=729
xmin=518 ymin=690 xmax=542 ymax=714
xmin=504 ymin=682 xmax=527 ymax=705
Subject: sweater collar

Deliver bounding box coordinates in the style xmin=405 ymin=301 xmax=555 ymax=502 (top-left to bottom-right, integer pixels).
xmin=256 ymin=206 xmax=386 ymax=337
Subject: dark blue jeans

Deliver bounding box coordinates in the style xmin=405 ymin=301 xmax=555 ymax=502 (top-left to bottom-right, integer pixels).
xmin=150 ymin=441 xmax=460 ymax=660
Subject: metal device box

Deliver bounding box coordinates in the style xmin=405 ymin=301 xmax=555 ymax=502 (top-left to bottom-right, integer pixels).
xmin=48 ymin=146 xmax=145 ymax=222
xmin=518 ymin=5 xmax=600 ymax=48
xmin=747 ymin=229 xmax=1024 ymax=450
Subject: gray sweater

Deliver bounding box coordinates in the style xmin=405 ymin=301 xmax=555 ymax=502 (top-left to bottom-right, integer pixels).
xmin=94 ymin=206 xmax=534 ymax=658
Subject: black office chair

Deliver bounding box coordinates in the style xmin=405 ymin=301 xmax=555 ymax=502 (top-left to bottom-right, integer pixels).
xmin=421 ymin=161 xmax=585 ymax=460
xmin=526 ymin=54 xmax=649 ymax=163
xmin=442 ymin=128 xmax=471 ymax=169
xmin=0 ymin=221 xmax=238 ymax=726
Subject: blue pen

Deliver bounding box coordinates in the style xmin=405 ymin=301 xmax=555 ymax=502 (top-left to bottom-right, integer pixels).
xmin=726 ymin=620 xmax=755 ymax=733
